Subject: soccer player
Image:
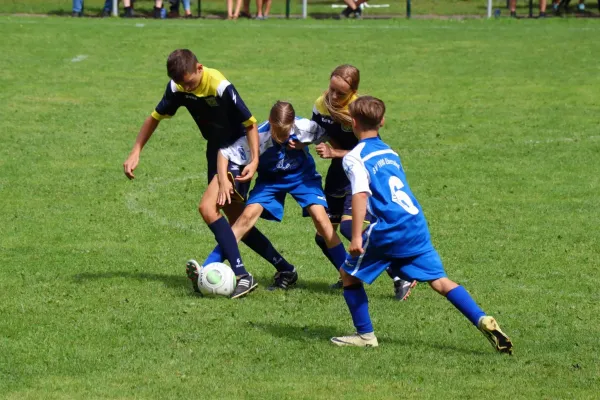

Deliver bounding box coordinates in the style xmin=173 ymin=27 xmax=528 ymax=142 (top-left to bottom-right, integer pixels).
xmin=123 ymin=49 xmax=292 ymax=299
xmin=309 ymin=64 xmax=416 ymax=300
xmin=191 ymin=101 xmax=348 ymax=292
xmin=330 ymin=96 xmax=513 ymax=354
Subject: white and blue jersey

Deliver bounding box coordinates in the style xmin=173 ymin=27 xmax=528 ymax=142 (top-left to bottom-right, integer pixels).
xmin=220 ymin=117 xmax=327 ymax=184
xmin=341 ymin=137 xmax=445 ymax=284
xmin=343 ymin=137 xmax=433 ymax=258
xmin=220 ymin=118 xmax=329 ymax=221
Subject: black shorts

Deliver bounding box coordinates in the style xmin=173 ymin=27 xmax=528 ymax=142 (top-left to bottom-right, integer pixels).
xmin=226 ymin=162 xmax=250 ymax=203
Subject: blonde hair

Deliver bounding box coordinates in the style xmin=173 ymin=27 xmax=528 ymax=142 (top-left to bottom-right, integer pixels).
xmin=269 ymin=101 xmax=296 ymax=142
xmin=349 ymin=96 xmax=386 ymax=131
xmin=324 ymin=64 xmax=360 ymax=126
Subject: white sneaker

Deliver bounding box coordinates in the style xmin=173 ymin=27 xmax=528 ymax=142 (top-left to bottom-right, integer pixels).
xmin=331 ymin=332 xmax=379 ymax=347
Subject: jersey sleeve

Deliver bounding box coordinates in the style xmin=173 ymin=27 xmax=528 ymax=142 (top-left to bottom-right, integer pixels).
xmin=216 ymin=81 xmax=257 ymax=128
xmin=220 ymin=129 xmax=271 ymax=165
xmin=293 ymin=118 xmax=328 ymax=144
xmin=343 ymin=152 xmax=372 ymax=196
xmin=151 ymin=81 xmax=181 ymax=120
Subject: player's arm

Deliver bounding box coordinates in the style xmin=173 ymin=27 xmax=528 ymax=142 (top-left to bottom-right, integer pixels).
xmin=349 ymin=193 xmax=369 ymax=256
xmin=217 ymin=81 xmax=258 ymax=182
xmin=123 ymin=82 xmax=179 ymax=180
xmin=216 ymin=150 xmax=234 ymax=206
xmin=123 ymin=116 xmax=159 ymax=180
xmin=237 ymin=123 xmax=259 ymax=182
xmin=316 ymin=137 xmax=350 ymax=159
xmin=343 ymin=153 xmax=372 ymax=256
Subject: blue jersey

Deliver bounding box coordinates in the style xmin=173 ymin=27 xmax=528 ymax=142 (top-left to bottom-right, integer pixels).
xmin=343 ymin=137 xmax=433 ymax=257
xmin=220 ymin=117 xmax=327 ymax=184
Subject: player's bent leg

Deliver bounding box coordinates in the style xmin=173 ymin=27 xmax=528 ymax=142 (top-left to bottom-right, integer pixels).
xmin=331 ymin=269 xmax=378 ymax=347
xmin=433 ymin=277 xmax=513 ymax=354
xmin=228 ymin=203 xmax=263 ymax=243
xmin=308 ymin=205 xmax=347 ymax=273
xmin=198 ymin=176 xmax=223 ymax=225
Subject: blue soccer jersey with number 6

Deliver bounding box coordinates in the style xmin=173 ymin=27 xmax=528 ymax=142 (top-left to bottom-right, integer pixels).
xmin=342 ymin=137 xmax=433 ymax=257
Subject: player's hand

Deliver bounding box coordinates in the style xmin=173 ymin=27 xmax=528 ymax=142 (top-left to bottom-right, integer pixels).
xmin=123 ymin=153 xmax=140 ymax=180
xmin=217 ymin=179 xmax=234 ymax=207
xmin=237 ymin=161 xmax=257 ymax=183
xmin=315 ymin=143 xmax=333 ymax=159
xmin=348 ymin=238 xmax=364 ymax=257
xmin=287 ymin=140 xmax=307 ymax=151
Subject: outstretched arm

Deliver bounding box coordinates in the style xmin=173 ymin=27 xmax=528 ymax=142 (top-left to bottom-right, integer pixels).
xmin=123 ymin=116 xmax=160 ymax=180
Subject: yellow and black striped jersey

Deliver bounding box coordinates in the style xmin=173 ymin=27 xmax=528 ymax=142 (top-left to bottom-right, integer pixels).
xmin=152 ymin=67 xmax=257 ymax=149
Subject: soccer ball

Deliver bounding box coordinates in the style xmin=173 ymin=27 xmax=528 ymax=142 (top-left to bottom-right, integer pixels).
xmin=197 ymin=262 xmax=236 ymax=297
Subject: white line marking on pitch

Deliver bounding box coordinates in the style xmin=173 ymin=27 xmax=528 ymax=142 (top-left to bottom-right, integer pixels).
xmin=71 ymin=54 xmax=88 ymax=62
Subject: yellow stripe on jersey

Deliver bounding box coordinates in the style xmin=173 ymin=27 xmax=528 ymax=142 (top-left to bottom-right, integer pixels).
xmin=174 ymin=67 xmax=227 ymax=98
xmin=242 ymin=116 xmax=257 ymax=127
xmin=151 ymin=111 xmax=172 ymax=121
xmin=313 ymin=93 xmax=359 ymax=116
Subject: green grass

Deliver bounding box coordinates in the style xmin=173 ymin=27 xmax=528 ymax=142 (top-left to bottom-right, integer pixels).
xmin=2 ymin=0 xmax=599 ymax=17
xmin=1 ymin=15 xmax=600 ymax=399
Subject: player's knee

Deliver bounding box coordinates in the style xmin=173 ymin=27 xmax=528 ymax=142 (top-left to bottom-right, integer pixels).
xmin=198 ymin=201 xmax=219 ymax=224
xmin=341 ymin=270 xmax=361 ymax=287
xmin=339 ymin=220 xmax=352 ymax=241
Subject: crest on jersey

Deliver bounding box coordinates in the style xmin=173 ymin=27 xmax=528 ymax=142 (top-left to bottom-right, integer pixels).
xmin=205 ymin=97 xmax=218 ymax=107
xmin=341 ymin=124 xmax=353 ymax=132
xmin=238 ymin=147 xmax=247 ymax=162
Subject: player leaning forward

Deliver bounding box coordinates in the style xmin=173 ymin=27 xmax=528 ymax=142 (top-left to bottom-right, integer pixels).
xmin=123 ymin=49 xmax=291 ymax=299
xmin=331 ymin=96 xmax=513 ymax=354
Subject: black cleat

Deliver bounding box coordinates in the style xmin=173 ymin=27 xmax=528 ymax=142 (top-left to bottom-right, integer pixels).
xmin=329 ymin=278 xmax=343 ymax=289
xmin=340 ymin=6 xmax=353 ymax=18
xmin=267 ymin=270 xmax=298 ymax=291
xmin=394 ymin=279 xmax=417 ymax=301
xmin=231 ymin=274 xmax=258 ymax=299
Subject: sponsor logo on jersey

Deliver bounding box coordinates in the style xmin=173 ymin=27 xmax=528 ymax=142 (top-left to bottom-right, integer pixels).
xmin=205 ymin=97 xmax=218 ymax=107
xmin=238 ymin=147 xmax=247 ymax=162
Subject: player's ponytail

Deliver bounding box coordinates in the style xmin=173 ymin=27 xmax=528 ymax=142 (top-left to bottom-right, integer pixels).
xmin=324 ymin=64 xmax=360 ymax=126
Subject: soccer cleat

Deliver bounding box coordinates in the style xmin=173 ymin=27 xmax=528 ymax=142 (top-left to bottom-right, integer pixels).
xmin=478 ymin=316 xmax=513 ymax=355
xmin=267 ymin=270 xmax=298 ymax=291
xmin=231 ymin=274 xmax=258 ymax=299
xmin=329 ymin=278 xmax=343 ymax=289
xmin=340 ymin=6 xmax=353 ymax=18
xmin=185 ymin=259 xmax=202 ymax=293
xmin=394 ymin=279 xmax=417 ymax=301
xmin=331 ymin=332 xmax=379 ymax=347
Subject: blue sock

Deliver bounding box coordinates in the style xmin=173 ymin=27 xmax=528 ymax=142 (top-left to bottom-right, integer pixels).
xmin=203 ymin=246 xmax=224 ymax=266
xmin=208 ymin=217 xmax=248 ymax=276
xmin=343 ymin=284 xmax=373 ymax=334
xmin=339 ymin=220 xmax=352 ymax=241
xmin=446 ymin=286 xmax=486 ymax=326
xmin=327 ymin=243 xmax=348 ymax=271
xmin=315 ymin=234 xmax=337 ymax=270
xmin=242 ymin=227 xmax=294 ymax=272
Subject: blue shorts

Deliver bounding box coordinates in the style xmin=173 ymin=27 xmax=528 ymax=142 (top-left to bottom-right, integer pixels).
xmin=342 ymin=246 xmax=447 ymax=285
xmin=247 ymin=176 xmax=328 ymax=222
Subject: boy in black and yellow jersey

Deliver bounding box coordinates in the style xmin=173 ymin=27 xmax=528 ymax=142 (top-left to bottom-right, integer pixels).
xmin=123 ymin=49 xmax=294 ymax=299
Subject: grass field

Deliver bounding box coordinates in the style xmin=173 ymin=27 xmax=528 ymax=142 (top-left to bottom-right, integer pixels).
xmin=1 ymin=15 xmax=600 ymax=399
xmin=3 ymin=0 xmax=600 ymax=17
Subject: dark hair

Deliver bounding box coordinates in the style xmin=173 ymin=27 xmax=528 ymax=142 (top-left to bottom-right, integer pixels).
xmin=349 ymin=96 xmax=386 ymax=130
xmin=166 ymin=49 xmax=198 ymax=82
xmin=269 ymin=101 xmax=296 ymax=142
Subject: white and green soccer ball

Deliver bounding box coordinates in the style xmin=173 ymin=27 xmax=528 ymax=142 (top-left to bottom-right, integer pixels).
xmin=198 ymin=262 xmax=236 ymax=297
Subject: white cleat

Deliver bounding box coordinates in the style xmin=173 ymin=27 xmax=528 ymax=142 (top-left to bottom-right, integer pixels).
xmin=331 ymin=332 xmax=379 ymax=347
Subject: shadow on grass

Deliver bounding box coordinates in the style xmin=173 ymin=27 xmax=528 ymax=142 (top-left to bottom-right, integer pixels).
xmin=250 ymin=321 xmax=488 ymax=355
xmin=73 ymin=271 xmax=189 ymax=291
